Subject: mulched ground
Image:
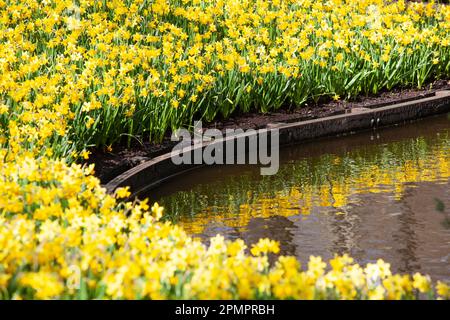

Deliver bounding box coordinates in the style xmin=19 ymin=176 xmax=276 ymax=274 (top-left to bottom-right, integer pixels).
xmin=87 ymin=79 xmax=450 ymax=184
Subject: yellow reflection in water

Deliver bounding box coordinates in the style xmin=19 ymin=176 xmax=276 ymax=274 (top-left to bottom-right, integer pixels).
xmin=178 ymin=145 xmax=449 ymax=235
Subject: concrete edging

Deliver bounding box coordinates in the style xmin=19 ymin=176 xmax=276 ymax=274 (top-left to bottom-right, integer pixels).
xmin=104 ymin=90 xmax=450 ymax=198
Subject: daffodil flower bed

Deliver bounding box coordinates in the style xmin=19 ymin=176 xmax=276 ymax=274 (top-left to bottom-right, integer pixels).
xmin=1 ymin=0 xmax=450 ymax=153
xmin=0 ymin=0 xmax=450 ymax=299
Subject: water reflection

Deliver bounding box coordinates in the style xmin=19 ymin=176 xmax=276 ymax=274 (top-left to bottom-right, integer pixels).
xmin=148 ymin=114 xmax=450 ymax=281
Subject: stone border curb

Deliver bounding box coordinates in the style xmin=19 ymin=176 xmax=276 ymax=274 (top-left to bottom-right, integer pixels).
xmin=104 ymin=90 xmax=450 ymax=198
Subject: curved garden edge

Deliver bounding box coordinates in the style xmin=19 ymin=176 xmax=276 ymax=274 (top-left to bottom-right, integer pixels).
xmin=104 ymin=90 xmax=450 ymax=199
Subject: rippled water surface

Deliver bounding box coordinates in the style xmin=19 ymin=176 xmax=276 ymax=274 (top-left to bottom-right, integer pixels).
xmin=147 ymin=114 xmax=450 ymax=281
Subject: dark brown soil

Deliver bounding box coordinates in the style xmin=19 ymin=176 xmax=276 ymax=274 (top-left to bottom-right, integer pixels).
xmin=88 ymin=79 xmax=450 ymax=184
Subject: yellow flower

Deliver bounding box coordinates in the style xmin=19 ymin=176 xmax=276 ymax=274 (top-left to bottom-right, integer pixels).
xmin=81 ymin=150 xmax=90 ymax=160
xmin=436 ymin=281 xmax=449 ymax=299
xmin=0 ymin=274 xmax=11 ymax=287
xmin=330 ymin=254 xmax=353 ymax=272
xmin=115 ymin=187 xmax=131 ymax=199
xmin=86 ymin=117 xmax=95 ymax=129
xmin=0 ymin=104 xmax=8 ymax=114
xmin=413 ymin=273 xmax=431 ymax=293
xmin=151 ymin=202 xmax=164 ymax=220
xmin=307 ymin=256 xmax=326 ymax=278
xmin=250 ymin=238 xmax=280 ymax=256
xmin=20 ymin=272 xmax=63 ymax=299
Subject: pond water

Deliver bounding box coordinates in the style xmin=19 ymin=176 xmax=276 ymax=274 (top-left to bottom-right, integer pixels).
xmin=147 ymin=114 xmax=450 ymax=281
